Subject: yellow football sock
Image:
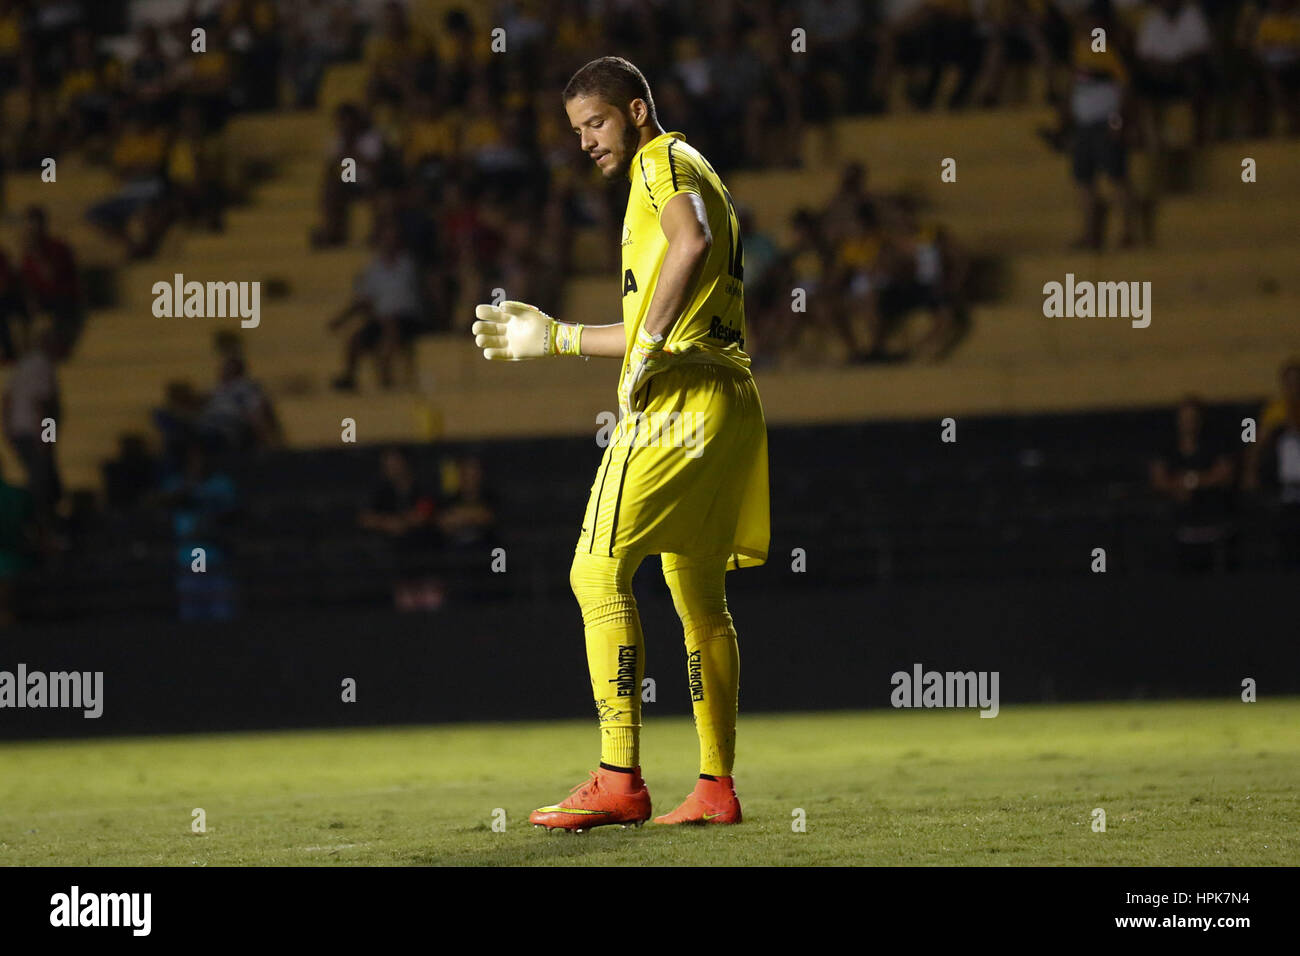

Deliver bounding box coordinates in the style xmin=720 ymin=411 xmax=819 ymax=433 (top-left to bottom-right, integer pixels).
xmin=570 ymin=550 xmax=644 ymax=769
xmin=662 ymin=554 xmax=739 ymax=777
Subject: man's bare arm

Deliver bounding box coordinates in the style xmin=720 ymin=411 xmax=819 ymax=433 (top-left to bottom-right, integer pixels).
xmin=577 ymin=323 xmax=629 ymax=358
xmin=642 ymin=193 xmax=712 ymax=339
xmin=556 ymin=193 xmax=711 ymax=360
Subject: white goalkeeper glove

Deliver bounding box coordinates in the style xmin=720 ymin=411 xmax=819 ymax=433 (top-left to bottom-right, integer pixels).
xmin=471 ymin=300 xmax=583 ymax=360
xmin=619 ymin=325 xmax=674 ymax=419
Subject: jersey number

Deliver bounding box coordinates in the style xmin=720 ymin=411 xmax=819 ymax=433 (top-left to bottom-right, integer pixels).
xmin=700 ymin=155 xmax=744 ymax=282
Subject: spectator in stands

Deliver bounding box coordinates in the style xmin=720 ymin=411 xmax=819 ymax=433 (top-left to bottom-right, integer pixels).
xmin=437 ymin=455 xmax=499 ymax=553
xmin=0 ymin=0 xmax=22 ymax=89
xmin=1134 ymin=0 xmax=1214 ymax=147
xmin=197 ymin=355 xmax=282 ymax=456
xmin=885 ymin=194 xmax=970 ymax=361
xmin=165 ymin=101 xmax=228 ymax=233
xmin=1239 ymin=0 xmax=1300 ymax=136
xmin=20 ymin=206 xmax=84 ymax=352
xmin=434 ymin=7 xmax=478 ymax=106
xmin=360 ymin=446 xmax=440 ymax=539
xmin=1246 ymin=358 xmax=1300 ymax=487
xmin=1149 ymin=396 xmax=1237 ymax=573
xmin=311 ymin=101 xmax=391 ymax=247
xmin=161 ymin=438 xmax=239 ymax=621
xmin=460 ymin=82 xmax=534 ymax=192
xmin=152 ymin=380 xmax=207 ymax=479
xmin=876 ymin=0 xmax=983 ymax=111
xmin=0 ymin=243 xmax=27 ymax=362
xmin=1246 ymin=359 xmax=1300 ymax=564
xmin=2 ymin=327 xmax=63 ymax=535
xmin=327 ymin=220 xmax=425 ymax=390
xmin=436 ymin=453 xmax=502 ymax=604
xmin=0 ymin=456 xmax=34 ymax=629
xmin=533 ymin=188 xmax=575 ymax=309
xmin=177 ymin=22 xmax=235 ymax=128
xmin=4 ymin=52 xmax=60 ymax=170
xmin=1064 ymin=0 xmax=1140 ymax=250
xmin=821 ymin=162 xmax=879 ymax=248
xmin=704 ymin=25 xmax=766 ymax=169
xmin=767 ymin=207 xmax=831 ymax=362
xmin=402 ymin=90 xmax=458 ymax=188
xmin=799 ymin=0 xmax=877 ymax=121
xmin=56 ymin=28 xmax=119 ymax=151
xmin=748 ymin=27 xmax=805 ymax=167
xmin=125 ymin=23 xmax=174 ymax=115
xmin=86 ymin=107 xmax=171 ymax=258
xmin=970 ymin=0 xmax=1057 ymax=108
xmin=364 ymin=0 xmax=422 ymax=110
xmin=102 ymin=433 xmax=158 ymax=515
xmin=436 ymin=178 xmax=490 ymax=332
xmin=221 ymin=0 xmax=281 ymax=112
xmin=359 ymin=446 xmax=444 ymax=611
xmin=828 ymin=200 xmax=893 ymax=361
xmin=281 ymin=0 xmax=357 ymax=109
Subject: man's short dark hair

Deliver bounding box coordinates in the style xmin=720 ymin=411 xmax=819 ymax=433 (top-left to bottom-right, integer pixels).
xmin=563 ymin=56 xmax=656 ymax=124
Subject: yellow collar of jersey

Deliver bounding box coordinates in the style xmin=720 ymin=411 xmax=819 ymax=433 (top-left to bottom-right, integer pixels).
xmin=626 ymin=131 xmax=686 ymax=183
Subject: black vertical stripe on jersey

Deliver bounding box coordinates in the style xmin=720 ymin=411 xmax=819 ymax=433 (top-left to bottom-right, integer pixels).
xmin=588 ymin=448 xmax=616 ymax=554
xmin=668 ymin=140 xmax=678 ymax=190
xmin=640 ymin=154 xmax=657 ymax=211
xmin=719 ymin=185 xmax=744 ymax=280
xmin=697 ymin=149 xmax=745 ymax=281
xmin=722 ymin=191 xmax=736 ymax=282
xmin=606 ymin=415 xmax=643 ymax=556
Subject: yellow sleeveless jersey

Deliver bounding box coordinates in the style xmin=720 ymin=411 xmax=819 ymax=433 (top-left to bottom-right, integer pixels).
xmin=620 ymin=131 xmax=752 ymax=379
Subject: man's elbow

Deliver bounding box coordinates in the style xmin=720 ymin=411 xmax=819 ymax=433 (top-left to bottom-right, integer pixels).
xmin=681 ymin=232 xmax=712 ymax=261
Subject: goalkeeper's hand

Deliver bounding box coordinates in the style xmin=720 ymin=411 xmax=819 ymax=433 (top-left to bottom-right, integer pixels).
xmin=619 ymin=325 xmax=673 ymax=418
xmin=471 ymin=300 xmax=583 ymax=360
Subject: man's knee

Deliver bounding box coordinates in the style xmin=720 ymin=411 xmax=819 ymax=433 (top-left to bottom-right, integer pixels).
xmin=570 ymin=550 xmax=640 ymax=624
xmin=661 ymin=553 xmax=732 ymax=637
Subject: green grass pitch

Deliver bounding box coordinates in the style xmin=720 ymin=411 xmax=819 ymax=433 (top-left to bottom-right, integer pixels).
xmin=2 ymin=699 xmax=1296 ymax=865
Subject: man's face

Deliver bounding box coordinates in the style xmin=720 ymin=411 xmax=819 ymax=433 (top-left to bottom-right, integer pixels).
xmin=565 ymin=93 xmax=641 ymax=180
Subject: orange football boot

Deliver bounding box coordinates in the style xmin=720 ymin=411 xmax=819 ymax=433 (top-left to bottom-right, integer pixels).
xmin=653 ymin=775 xmax=742 ymax=825
xmin=530 ymin=767 xmax=652 ymax=832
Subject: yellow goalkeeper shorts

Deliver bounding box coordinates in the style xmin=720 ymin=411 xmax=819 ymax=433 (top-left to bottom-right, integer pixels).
xmin=576 ymin=362 xmax=769 ymax=570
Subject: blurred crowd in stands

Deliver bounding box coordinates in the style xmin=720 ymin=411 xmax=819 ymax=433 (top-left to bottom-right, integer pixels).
xmin=2 ymin=0 xmax=1296 ymax=371
xmin=301 ymin=0 xmax=1300 ymax=376
xmin=1034 ymin=0 xmax=1300 ymax=249
xmin=0 ymin=0 xmax=308 ymax=259
xmin=86 ymin=329 xmax=497 ymax=621
xmin=1149 ymin=358 xmax=1300 ymax=574
xmin=0 ymin=205 xmax=83 ymax=359
xmin=745 ymin=161 xmax=971 ymax=365
xmin=1 ymin=0 xmax=1299 ymax=625
xmin=359 ymin=444 xmax=500 ymax=610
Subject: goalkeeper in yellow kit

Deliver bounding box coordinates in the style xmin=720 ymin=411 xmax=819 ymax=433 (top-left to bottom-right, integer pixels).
xmin=471 ymin=56 xmax=769 ymax=830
